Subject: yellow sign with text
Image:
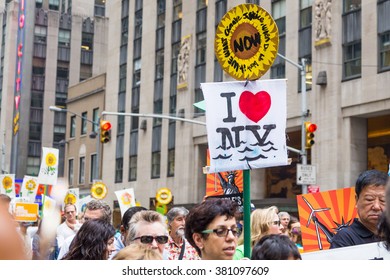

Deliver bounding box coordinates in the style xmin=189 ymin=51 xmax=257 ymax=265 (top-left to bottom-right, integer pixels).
xmin=14 ymin=202 xmax=39 ymax=222
xmin=215 ymin=4 xmax=279 ymax=80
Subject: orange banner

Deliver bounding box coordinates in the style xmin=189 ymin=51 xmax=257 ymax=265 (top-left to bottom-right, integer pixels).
xmin=14 ymin=202 xmax=39 ymax=222
xmin=297 ymin=187 xmax=358 ymax=252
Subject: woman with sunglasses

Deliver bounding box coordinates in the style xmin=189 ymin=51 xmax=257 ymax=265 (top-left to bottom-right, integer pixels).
xmin=185 ymin=198 xmax=239 ymax=260
xmin=126 ymin=210 xmax=169 ymax=257
xmin=61 ymin=219 xmax=115 ymax=260
xmin=233 ymin=206 xmax=283 ymax=260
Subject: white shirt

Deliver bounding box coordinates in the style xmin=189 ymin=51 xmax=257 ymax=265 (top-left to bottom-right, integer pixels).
xmin=56 ymin=221 xmax=80 ymax=249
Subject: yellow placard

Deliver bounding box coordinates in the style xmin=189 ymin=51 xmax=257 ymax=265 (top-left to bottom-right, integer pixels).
xmin=14 ymin=202 xmax=39 ymax=222
xmin=156 ymin=187 xmax=172 ymax=205
xmin=215 ymin=4 xmax=279 ymax=80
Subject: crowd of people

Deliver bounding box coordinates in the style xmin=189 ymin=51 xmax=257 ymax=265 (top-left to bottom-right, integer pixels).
xmin=0 ymin=169 xmax=389 ymax=260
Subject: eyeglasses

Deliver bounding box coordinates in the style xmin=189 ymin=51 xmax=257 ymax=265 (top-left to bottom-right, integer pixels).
xmin=132 ymin=235 xmax=169 ymax=245
xmin=201 ymin=227 xmax=241 ymax=237
xmin=271 ymin=220 xmax=281 ymax=226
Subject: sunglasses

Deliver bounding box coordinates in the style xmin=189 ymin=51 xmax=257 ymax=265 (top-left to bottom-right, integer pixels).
xmin=201 ymin=227 xmax=241 ymax=237
xmin=132 ymin=235 xmax=168 ymax=245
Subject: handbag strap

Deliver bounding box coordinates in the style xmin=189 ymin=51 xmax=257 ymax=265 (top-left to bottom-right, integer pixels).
xmin=178 ymin=239 xmax=186 ymax=260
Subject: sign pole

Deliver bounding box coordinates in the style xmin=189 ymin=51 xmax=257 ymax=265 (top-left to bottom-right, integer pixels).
xmin=243 ymin=169 xmax=251 ymax=258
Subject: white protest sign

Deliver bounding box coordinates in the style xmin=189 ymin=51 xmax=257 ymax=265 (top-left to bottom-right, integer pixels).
xmin=202 ymin=79 xmax=288 ymax=173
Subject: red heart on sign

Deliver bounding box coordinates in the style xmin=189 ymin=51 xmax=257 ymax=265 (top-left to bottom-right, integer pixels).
xmin=239 ymin=90 xmax=271 ymax=123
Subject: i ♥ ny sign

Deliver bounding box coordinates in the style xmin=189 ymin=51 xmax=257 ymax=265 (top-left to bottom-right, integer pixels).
xmin=202 ymin=79 xmax=288 ymax=173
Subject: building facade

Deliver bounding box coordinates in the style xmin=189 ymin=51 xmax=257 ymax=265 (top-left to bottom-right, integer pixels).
xmin=102 ymin=0 xmax=390 ymax=210
xmin=0 ymin=0 xmax=108 ymax=185
xmin=1 ymin=0 xmax=389 ymax=214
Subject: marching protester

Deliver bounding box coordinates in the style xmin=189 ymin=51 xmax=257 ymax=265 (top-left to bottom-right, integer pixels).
xmin=185 ymin=198 xmax=239 ymax=260
xmin=233 ymin=206 xmax=282 ymax=260
xmin=113 ymin=243 xmax=163 ymax=260
xmin=61 ymin=219 xmax=115 ymax=260
xmin=57 ymin=199 xmax=112 ymax=259
xmin=288 ymin=215 xmax=303 ymax=252
xmin=165 ymin=207 xmax=200 ymax=260
xmin=330 ymin=169 xmax=388 ymax=248
xmin=378 ymin=178 xmax=390 ymax=250
xmin=56 ymin=203 xmax=81 ymax=249
xmin=251 ymin=234 xmax=302 ymax=260
xmin=126 ymin=210 xmax=169 ymax=258
xmin=110 ymin=206 xmax=147 ymax=259
xmin=278 ymin=211 xmax=291 ymax=235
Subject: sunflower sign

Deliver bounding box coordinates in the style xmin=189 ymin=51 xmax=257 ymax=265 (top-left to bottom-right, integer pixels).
xmin=38 ymin=147 xmax=59 ymax=185
xmin=64 ymin=188 xmax=79 ymax=212
xmin=0 ymin=174 xmax=15 ymax=198
xmin=115 ymin=188 xmax=136 ymax=217
xmin=20 ymin=175 xmax=39 ymax=202
xmin=202 ymin=79 xmax=288 ymax=173
xmin=215 ymin=4 xmax=279 ymax=80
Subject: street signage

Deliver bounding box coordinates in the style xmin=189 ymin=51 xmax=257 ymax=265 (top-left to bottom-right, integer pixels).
xmin=297 ymin=164 xmax=316 ymax=185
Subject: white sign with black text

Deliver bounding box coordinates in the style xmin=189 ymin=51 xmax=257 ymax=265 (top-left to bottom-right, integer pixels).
xmin=297 ymin=164 xmax=316 ymax=185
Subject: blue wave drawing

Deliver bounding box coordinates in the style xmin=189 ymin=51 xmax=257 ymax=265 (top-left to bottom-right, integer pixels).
xmin=262 ymin=147 xmax=278 ymax=152
xmin=250 ymin=141 xmax=274 ymax=147
xmin=239 ymin=154 xmax=267 ymax=161
xmin=237 ymin=146 xmax=253 ymax=153
xmin=212 ymin=154 xmax=233 ymax=160
xmin=216 ymin=145 xmax=232 ymax=150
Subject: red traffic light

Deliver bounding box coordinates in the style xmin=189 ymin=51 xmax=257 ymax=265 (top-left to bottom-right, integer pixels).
xmin=306 ymin=122 xmax=317 ymax=133
xmin=100 ymin=120 xmax=111 ymax=131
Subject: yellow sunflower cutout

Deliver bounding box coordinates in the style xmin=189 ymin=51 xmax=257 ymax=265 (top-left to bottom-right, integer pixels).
xmin=64 ymin=192 xmax=77 ymax=205
xmin=214 ymin=4 xmax=279 ymax=80
xmin=42 ymin=152 xmax=57 ymax=175
xmin=121 ymin=192 xmax=132 ymax=206
xmin=26 ymin=179 xmax=37 ymax=194
xmin=2 ymin=176 xmax=13 ymax=193
xmin=91 ymin=182 xmax=107 ymax=200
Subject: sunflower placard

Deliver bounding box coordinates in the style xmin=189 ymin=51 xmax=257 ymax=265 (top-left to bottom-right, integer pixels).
xmin=0 ymin=174 xmax=15 ymax=198
xmin=38 ymin=147 xmax=59 ymax=185
xmin=42 ymin=194 xmax=57 ymax=217
xmin=20 ymin=175 xmax=39 ymax=203
xmin=215 ymin=4 xmax=279 ymax=80
xmin=115 ymin=188 xmax=136 ymax=217
xmin=63 ymin=188 xmax=79 ymax=212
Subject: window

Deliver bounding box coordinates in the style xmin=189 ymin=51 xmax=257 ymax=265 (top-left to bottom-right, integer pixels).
xmin=49 ymin=0 xmax=60 ymax=11
xmin=70 ymin=116 xmax=76 ymax=138
xmin=246 ymin=0 xmax=260 ymax=4
xmin=79 ymin=157 xmax=85 ymax=184
xmin=151 ymin=152 xmax=161 ymax=178
xmin=173 ymin=0 xmax=182 ymax=21
xmin=68 ymin=158 xmax=74 ymax=186
xmin=93 ymin=108 xmax=99 ymax=133
xmin=90 ymin=154 xmax=97 ymax=182
xmin=378 ymin=1 xmax=390 ymax=72
xmin=299 ymin=0 xmax=313 ymax=91
xmin=167 ymin=148 xmax=175 ymax=177
xmin=27 ymin=156 xmax=40 ymax=176
xmin=81 ymin=112 xmax=87 ymax=135
xmin=81 ymin=33 xmax=93 ymax=51
xmin=343 ymin=41 xmax=361 ymax=78
xmin=271 ymin=0 xmax=286 ymax=79
xmin=379 ymin=31 xmax=390 ymax=71
xmin=300 ymin=0 xmax=313 ymax=29
xmin=115 ymin=158 xmax=123 ymax=182
xmin=155 ymin=49 xmax=164 ymax=79
xmin=129 ymin=156 xmax=137 ymax=181
xmin=157 ymin=0 xmax=166 ymax=28
xmin=133 ymin=59 xmax=141 ymax=87
xmin=34 ymin=26 xmax=47 ymax=44
xmin=58 ymin=30 xmax=71 ymax=47
xmin=342 ymin=0 xmax=361 ymax=79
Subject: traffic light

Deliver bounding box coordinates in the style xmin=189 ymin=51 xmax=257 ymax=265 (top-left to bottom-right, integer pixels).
xmin=100 ymin=120 xmax=112 ymax=143
xmin=305 ymin=121 xmax=317 ymax=149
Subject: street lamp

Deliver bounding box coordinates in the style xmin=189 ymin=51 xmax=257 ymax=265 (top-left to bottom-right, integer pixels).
xmin=49 ymin=106 xmax=101 ymax=180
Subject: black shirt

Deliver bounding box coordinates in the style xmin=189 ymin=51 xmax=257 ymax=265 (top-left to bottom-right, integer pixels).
xmin=330 ymin=218 xmax=381 ymax=249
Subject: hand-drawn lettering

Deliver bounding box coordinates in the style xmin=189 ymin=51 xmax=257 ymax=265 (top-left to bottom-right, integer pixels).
xmin=221 ymin=92 xmax=237 ymax=123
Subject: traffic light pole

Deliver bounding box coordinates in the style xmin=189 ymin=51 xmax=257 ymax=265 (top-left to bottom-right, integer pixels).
xmin=276 ymin=54 xmax=308 ymax=194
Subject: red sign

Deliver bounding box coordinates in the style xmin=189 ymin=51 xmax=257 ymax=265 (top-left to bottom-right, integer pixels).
xmin=308 ymin=185 xmax=320 ymax=193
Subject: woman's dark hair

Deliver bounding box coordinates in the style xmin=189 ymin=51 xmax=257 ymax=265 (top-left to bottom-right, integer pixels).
xmin=185 ymin=198 xmax=238 ymax=256
xmin=378 ymin=212 xmax=390 ymax=250
xmin=62 ymin=219 xmax=115 ymax=260
xmin=251 ymin=234 xmax=302 ymax=260
xmin=355 ymin=170 xmax=388 ymax=198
